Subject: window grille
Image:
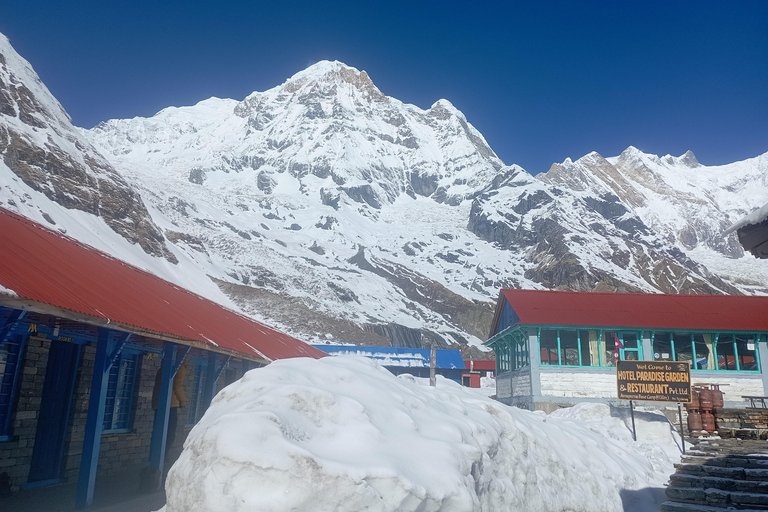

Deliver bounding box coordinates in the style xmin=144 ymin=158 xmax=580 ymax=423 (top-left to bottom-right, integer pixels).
xmin=103 ymin=350 xmax=140 ymax=432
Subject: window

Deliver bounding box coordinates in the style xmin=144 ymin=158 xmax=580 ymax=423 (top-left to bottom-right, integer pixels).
xmin=539 ymin=329 xmax=559 ymax=365
xmin=674 ymin=333 xmax=693 ymax=365
xmin=653 ymin=333 xmax=673 ymax=361
xmin=603 ymin=331 xmax=617 ymax=367
xmin=513 ymin=336 xmax=529 ymax=369
xmin=560 ymin=330 xmax=580 ymax=366
xmin=579 ymin=330 xmax=600 ymax=367
xmin=187 ymin=364 xmax=207 ymax=426
xmin=0 ymin=337 xmax=26 ymax=439
xmin=693 ymin=334 xmax=712 ymax=370
xmin=103 ymin=350 xmax=140 ymax=433
xmin=735 ymin=334 xmax=758 ymax=371
xmin=620 ymin=332 xmax=641 ymax=361
xmin=653 ymin=332 xmax=759 ymax=372
xmin=538 ymin=329 xmax=642 ymax=367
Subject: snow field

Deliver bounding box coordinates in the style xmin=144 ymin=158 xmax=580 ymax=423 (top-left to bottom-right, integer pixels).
xmin=164 ymin=356 xmax=680 ymax=512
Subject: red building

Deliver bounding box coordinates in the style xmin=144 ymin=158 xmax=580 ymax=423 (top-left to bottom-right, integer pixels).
xmin=461 ymin=360 xmax=496 ymax=388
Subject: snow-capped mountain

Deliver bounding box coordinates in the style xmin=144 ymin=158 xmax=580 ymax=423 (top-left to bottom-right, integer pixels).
xmin=2 ymin=32 xmax=767 ymax=353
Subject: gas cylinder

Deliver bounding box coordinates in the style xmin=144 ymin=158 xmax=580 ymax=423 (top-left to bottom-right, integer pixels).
xmin=699 ymin=388 xmax=714 ymax=410
xmin=712 ymin=386 xmax=724 ymax=409
xmin=687 ymin=410 xmax=703 ymax=432
xmin=701 ymin=411 xmax=716 ymax=433
xmin=687 ymin=389 xmax=700 ymax=410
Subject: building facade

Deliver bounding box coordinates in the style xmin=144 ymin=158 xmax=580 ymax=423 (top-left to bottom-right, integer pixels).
xmin=486 ymin=289 xmax=768 ymax=412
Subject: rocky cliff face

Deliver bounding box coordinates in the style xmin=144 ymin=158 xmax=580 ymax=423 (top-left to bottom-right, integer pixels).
xmin=0 ymin=33 xmax=176 ymax=263
xmin=3 ymin=34 xmax=767 ymax=352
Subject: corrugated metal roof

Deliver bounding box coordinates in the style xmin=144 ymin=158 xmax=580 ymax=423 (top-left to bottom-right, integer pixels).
xmin=312 ymin=345 xmax=466 ymax=369
xmin=497 ymin=289 xmax=768 ymax=332
xmin=463 ymin=360 xmax=496 ymax=371
xmin=0 ymin=208 xmax=325 ymax=361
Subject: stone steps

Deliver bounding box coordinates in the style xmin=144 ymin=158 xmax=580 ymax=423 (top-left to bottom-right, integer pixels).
xmin=661 ymin=501 xmax=768 ymax=512
xmin=670 ymin=473 xmax=768 ymax=494
xmin=662 ymin=441 xmax=768 ymax=511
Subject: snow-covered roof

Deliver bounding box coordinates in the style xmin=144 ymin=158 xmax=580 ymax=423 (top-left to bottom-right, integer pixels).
xmin=312 ymin=345 xmax=466 ymax=369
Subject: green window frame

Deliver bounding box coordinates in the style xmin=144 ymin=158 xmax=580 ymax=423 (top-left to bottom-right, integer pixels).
xmin=537 ymin=328 xmax=643 ymax=368
xmin=651 ymin=331 xmax=760 ymax=373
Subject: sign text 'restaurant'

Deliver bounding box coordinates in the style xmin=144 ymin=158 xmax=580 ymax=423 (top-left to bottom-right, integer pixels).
xmin=616 ymin=360 xmax=691 ymax=403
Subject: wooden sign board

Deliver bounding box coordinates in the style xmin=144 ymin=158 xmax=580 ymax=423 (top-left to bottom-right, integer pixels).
xmin=617 ymin=360 xmax=691 ymax=403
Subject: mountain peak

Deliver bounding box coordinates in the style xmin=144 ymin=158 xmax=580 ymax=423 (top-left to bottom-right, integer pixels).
xmin=666 ymin=149 xmax=700 ymax=168
xmin=282 ymin=60 xmax=384 ymax=100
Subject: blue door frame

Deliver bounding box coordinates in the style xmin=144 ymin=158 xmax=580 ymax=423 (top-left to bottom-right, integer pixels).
xmin=25 ymin=339 xmax=82 ymax=487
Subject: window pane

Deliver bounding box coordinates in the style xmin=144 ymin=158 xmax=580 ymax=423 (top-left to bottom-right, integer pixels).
xmin=540 ymin=329 xmax=558 ymax=365
xmin=621 ymin=332 xmax=639 ymax=360
xmin=579 ymin=330 xmax=599 ymax=366
xmin=692 ymin=334 xmax=712 ymax=370
xmin=622 ymin=333 xmax=639 ymax=350
xmin=603 ymin=331 xmax=617 ymax=367
xmin=113 ymin=355 xmax=137 ymax=429
xmin=736 ymin=334 xmax=758 ymax=371
xmin=717 ymin=334 xmax=736 ymax=370
xmin=102 ymin=363 xmax=119 ymax=430
xmin=653 ymin=333 xmax=672 ymax=361
xmin=103 ymin=352 xmax=139 ymax=431
xmin=674 ymin=333 xmax=693 ymax=364
xmin=560 ymin=330 xmax=579 ymax=366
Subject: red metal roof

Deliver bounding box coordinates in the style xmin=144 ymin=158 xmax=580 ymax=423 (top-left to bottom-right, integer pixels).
xmin=463 ymin=360 xmax=496 ymax=371
xmin=0 ymin=208 xmax=325 ymax=361
xmin=499 ymin=289 xmax=768 ymax=332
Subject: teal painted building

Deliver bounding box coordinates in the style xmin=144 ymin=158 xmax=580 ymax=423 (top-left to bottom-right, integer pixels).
xmin=486 ymin=289 xmax=768 ymax=411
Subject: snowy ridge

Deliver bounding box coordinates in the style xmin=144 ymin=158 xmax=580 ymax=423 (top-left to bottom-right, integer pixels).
xmin=84 ymin=58 xmax=768 ymax=348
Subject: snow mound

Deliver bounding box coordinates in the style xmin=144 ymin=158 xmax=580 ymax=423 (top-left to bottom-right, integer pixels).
xmin=165 ymin=357 xmax=679 ymax=512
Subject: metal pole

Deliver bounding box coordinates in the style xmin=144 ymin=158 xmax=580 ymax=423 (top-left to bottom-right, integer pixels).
xmin=429 ymin=346 xmax=436 ymax=387
xmin=678 ymin=403 xmax=686 ymax=455
xmin=629 ymin=400 xmax=637 ymax=441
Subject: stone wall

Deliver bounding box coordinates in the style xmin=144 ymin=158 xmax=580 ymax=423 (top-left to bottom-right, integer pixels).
xmin=715 ymin=407 xmax=768 ymax=438
xmin=1 ymin=335 xmax=246 ymax=493
xmin=0 ymin=336 xmax=49 ymax=492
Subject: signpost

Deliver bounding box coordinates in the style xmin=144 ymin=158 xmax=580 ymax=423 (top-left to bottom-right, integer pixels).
xmin=616 ymin=360 xmax=691 ymax=452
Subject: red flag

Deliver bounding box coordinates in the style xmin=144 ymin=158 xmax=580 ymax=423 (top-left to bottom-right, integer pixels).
xmin=614 ymin=334 xmax=624 ymax=360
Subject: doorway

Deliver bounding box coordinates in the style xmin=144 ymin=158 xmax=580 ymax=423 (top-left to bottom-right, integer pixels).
xmin=26 ymin=340 xmax=82 ymax=485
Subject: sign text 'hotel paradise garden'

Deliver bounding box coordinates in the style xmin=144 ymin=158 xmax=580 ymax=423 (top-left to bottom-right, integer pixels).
xmin=616 ymin=360 xmax=691 ymax=403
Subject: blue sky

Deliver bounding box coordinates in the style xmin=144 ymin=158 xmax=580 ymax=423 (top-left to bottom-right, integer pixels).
xmin=2 ymin=1 xmax=767 ymax=174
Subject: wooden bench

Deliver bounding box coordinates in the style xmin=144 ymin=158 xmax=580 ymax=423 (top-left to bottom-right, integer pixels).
xmin=742 ymin=395 xmax=768 ymax=408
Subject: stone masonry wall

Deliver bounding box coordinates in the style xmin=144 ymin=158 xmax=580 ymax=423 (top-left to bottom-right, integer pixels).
xmin=1 ymin=335 xmax=247 ymax=493
xmin=0 ymin=335 xmax=50 ymax=492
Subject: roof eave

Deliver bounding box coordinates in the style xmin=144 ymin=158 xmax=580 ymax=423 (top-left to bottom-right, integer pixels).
xmin=0 ymin=295 xmax=271 ymax=364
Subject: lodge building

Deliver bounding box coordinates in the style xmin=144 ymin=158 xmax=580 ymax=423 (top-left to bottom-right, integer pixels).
xmin=486 ymin=289 xmax=768 ymax=412
xmin=0 ymin=208 xmax=324 ymax=509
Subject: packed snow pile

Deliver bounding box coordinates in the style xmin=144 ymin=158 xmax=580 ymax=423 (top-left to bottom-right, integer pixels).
xmin=165 ymin=356 xmax=680 ymax=512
